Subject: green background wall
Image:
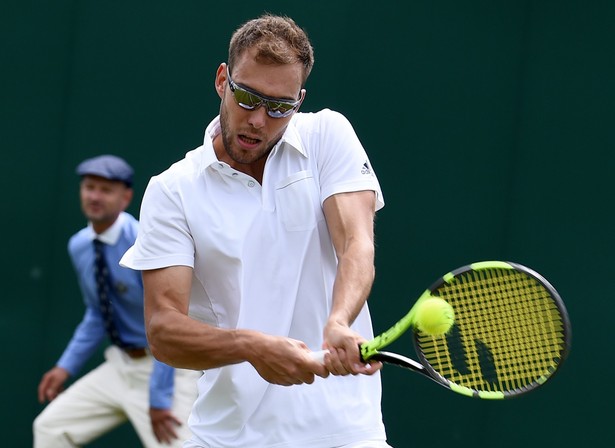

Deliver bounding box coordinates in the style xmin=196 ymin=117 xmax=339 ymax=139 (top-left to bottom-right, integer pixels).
xmin=2 ymin=0 xmax=612 ymax=446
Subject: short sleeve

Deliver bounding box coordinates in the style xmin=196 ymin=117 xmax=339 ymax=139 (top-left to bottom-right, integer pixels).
xmin=120 ymin=175 xmax=195 ymax=270
xmin=310 ymin=110 xmax=384 ymax=211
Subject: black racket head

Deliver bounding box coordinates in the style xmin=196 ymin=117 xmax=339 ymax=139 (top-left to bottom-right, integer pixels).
xmin=413 ymin=261 xmax=571 ymax=399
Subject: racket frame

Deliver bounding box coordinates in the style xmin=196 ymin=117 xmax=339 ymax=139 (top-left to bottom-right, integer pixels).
xmin=361 ymin=261 xmax=572 ymax=399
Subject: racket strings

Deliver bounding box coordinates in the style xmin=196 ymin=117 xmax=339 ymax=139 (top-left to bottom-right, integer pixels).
xmin=417 ymin=268 xmax=567 ymax=395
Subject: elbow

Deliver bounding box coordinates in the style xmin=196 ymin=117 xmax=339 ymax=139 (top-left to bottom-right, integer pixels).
xmin=146 ymin=318 xmax=174 ymax=366
xmin=147 ymin=339 xmax=167 ymax=365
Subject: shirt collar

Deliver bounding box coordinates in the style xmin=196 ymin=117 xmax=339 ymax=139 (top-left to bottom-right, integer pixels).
xmin=199 ymin=114 xmax=307 ymax=170
xmin=278 ymin=116 xmax=306 ymax=157
xmin=88 ymin=212 xmax=126 ymax=245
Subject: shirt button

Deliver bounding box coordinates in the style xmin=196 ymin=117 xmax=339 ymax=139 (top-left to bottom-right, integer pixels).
xmin=248 ymin=181 xmax=255 ymax=187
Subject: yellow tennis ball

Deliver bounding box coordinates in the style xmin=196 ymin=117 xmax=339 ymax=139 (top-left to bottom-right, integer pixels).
xmin=414 ymin=297 xmax=455 ymax=336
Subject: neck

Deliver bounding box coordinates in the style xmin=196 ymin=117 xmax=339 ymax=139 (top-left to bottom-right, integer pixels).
xmin=92 ymin=222 xmax=112 ymax=235
xmin=91 ymin=214 xmax=120 ymax=235
xmin=212 ymin=134 xmax=267 ymax=184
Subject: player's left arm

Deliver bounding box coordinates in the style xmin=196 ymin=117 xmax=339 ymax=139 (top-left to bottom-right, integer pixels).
xmin=322 ymin=190 xmax=382 ymax=376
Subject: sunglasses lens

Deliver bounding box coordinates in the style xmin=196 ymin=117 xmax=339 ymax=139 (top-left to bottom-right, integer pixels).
xmin=233 ymin=87 xmax=262 ymax=110
xmin=265 ymin=101 xmax=296 ymax=118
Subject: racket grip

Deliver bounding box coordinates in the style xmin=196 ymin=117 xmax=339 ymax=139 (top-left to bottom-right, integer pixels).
xmin=309 ymin=349 xmax=330 ymax=364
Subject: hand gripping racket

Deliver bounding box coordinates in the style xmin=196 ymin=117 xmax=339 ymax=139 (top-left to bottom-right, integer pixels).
xmin=313 ymin=261 xmax=571 ymax=399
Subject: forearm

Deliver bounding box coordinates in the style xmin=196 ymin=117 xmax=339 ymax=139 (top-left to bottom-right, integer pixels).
xmin=57 ymin=308 xmax=106 ymax=375
xmin=323 ymin=191 xmax=377 ymax=328
xmin=143 ymin=266 xmax=250 ymax=370
xmin=321 ymin=225 xmax=380 ymax=376
xmin=320 ymin=190 xmax=379 ymax=374
xmin=328 ymin=237 xmax=375 ymax=327
xmin=143 ymin=267 xmax=328 ymax=384
xmin=147 ymin=308 xmax=263 ymax=370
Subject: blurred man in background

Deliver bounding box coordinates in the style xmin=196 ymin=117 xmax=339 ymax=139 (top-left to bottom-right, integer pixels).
xmin=34 ymin=154 xmax=198 ymax=447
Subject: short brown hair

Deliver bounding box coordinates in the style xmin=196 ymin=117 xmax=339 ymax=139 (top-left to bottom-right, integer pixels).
xmin=228 ymin=14 xmax=314 ymax=85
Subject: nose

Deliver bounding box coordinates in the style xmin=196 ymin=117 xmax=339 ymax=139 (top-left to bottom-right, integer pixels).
xmin=85 ymin=188 xmax=102 ymax=201
xmin=247 ymin=104 xmax=268 ymax=129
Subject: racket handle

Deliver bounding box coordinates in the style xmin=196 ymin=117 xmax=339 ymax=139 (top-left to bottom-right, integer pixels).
xmin=309 ymin=349 xmax=330 ymax=364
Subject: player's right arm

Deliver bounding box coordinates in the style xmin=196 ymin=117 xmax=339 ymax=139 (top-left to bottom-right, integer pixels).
xmin=143 ymin=266 xmax=329 ymax=386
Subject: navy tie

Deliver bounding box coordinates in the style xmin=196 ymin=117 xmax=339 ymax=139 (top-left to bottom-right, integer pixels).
xmin=93 ymin=239 xmax=127 ymax=348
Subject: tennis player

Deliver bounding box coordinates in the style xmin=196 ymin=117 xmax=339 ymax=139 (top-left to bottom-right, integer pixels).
xmin=121 ymin=15 xmax=391 ymax=447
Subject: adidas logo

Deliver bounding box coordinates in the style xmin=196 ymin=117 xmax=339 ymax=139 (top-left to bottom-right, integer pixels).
xmin=361 ymin=161 xmax=372 ymax=175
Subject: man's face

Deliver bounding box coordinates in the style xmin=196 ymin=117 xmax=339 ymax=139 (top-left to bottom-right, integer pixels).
xmin=79 ymin=175 xmax=132 ymax=227
xmin=214 ymin=48 xmax=305 ymax=170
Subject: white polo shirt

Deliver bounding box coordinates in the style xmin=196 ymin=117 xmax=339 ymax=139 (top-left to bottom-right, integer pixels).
xmin=121 ymin=109 xmax=386 ymax=447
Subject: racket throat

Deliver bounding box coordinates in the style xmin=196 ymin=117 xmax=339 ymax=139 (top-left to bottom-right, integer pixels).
xmin=371 ymin=351 xmax=426 ymax=372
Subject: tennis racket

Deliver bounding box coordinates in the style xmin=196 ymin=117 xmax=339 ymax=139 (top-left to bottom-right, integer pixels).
xmin=313 ymin=261 xmax=571 ymax=399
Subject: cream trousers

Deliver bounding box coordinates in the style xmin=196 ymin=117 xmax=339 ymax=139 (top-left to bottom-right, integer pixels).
xmin=34 ymin=345 xmax=200 ymax=448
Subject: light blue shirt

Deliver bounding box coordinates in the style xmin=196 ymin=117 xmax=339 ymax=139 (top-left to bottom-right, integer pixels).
xmin=57 ymin=212 xmax=175 ymax=409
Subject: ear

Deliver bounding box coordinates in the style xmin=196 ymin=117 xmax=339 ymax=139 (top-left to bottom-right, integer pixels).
xmin=121 ymin=187 xmax=133 ymax=211
xmin=296 ymin=89 xmax=307 ymax=113
xmin=214 ymin=63 xmax=228 ymax=99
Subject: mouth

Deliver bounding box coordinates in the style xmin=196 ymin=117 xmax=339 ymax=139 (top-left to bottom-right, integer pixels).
xmin=238 ymin=134 xmax=262 ymax=148
xmin=85 ymin=203 xmax=103 ymax=213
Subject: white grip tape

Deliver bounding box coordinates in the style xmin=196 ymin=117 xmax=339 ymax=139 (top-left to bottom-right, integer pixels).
xmin=309 ymin=349 xmax=330 ymax=364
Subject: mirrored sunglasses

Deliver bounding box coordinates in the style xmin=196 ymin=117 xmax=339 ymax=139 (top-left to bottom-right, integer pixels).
xmin=226 ymin=67 xmax=302 ymax=118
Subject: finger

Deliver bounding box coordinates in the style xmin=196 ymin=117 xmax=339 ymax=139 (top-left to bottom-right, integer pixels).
xmin=168 ymin=414 xmax=182 ymax=427
xmin=38 ymin=376 xmax=52 ymax=403
xmin=161 ymin=416 xmax=181 ymax=440
xmin=156 ymin=430 xmax=171 ymax=444
xmin=153 ymin=425 xmax=171 ymax=444
xmin=47 ymin=389 xmax=57 ymax=401
xmin=356 ymin=359 xmax=383 ymax=375
xmin=44 ymin=384 xmax=60 ymax=402
xmin=327 ymin=348 xmax=351 ymax=376
xmin=153 ymin=428 xmax=163 ymax=444
xmin=37 ymin=385 xmax=46 ymax=403
xmin=299 ymin=372 xmax=316 ymax=385
xmin=164 ymin=420 xmax=179 ymax=440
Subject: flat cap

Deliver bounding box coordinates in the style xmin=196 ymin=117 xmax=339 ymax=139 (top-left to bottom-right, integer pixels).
xmin=76 ymin=155 xmax=134 ymax=186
